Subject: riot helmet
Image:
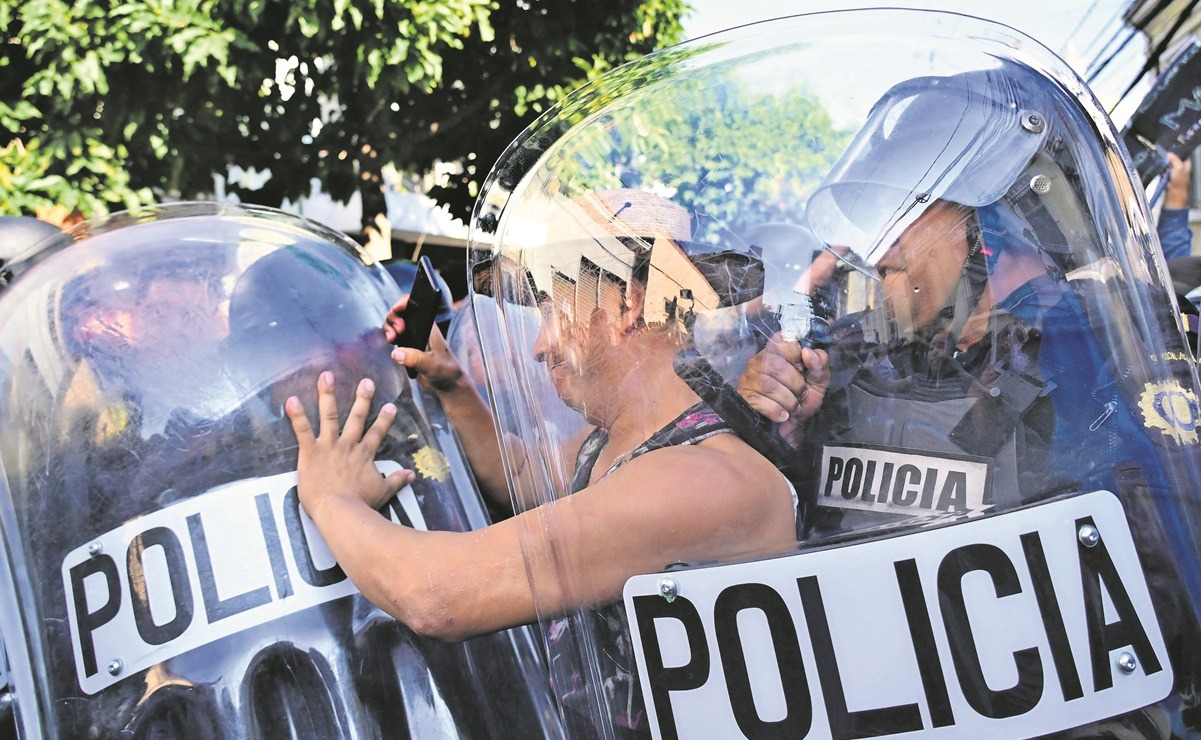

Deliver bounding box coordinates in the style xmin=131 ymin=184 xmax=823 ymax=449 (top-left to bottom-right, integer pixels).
xmin=0 ymin=216 xmax=63 ymax=266
xmin=807 ymin=61 xmax=1097 ymax=271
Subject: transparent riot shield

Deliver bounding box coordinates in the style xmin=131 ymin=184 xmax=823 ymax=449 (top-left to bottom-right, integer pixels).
xmin=0 ymin=203 xmax=559 ymax=738
xmin=468 ymin=9 xmax=1201 ymax=738
xmin=0 ymin=629 xmax=10 ymax=737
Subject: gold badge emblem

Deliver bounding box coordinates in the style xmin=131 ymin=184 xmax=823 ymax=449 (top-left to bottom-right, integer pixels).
xmin=412 ymin=445 xmax=451 ymax=482
xmin=1139 ymin=380 xmax=1200 ymax=444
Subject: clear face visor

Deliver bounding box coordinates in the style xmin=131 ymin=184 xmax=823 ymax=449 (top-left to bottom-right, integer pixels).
xmin=807 ymin=75 xmax=1049 ymax=267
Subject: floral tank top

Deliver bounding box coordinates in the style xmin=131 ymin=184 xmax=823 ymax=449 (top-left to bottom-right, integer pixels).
xmin=546 ymin=402 xmax=732 ymax=737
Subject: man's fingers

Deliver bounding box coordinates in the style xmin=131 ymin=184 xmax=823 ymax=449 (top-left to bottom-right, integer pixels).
xmin=740 ymin=387 xmax=792 ymax=424
xmin=427 ymin=322 xmax=449 ymax=354
xmin=383 ymin=467 xmax=417 ymax=497
xmin=342 ymin=377 xmax=375 ymax=441
xmin=382 ymin=295 xmax=409 ymax=344
xmin=316 ymin=371 xmax=341 ymax=440
xmin=761 ymin=352 xmax=808 ymax=395
xmin=738 ymin=364 xmax=796 ymax=423
xmin=764 ymin=332 xmax=804 ymax=365
xmin=738 ymin=340 xmax=829 ymax=426
xmin=758 ymin=370 xmax=806 ymax=419
xmin=739 ymin=347 xmax=803 ymax=423
xmin=361 ymin=402 xmax=397 ymax=453
xmin=391 ymin=346 xmax=437 ymax=377
xmin=285 ymin=396 xmax=315 ymax=448
xmin=800 ymin=347 xmax=831 ymax=391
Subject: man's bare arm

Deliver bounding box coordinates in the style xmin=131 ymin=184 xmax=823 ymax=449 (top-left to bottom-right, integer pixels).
xmin=287 ymin=374 xmax=797 ymax=640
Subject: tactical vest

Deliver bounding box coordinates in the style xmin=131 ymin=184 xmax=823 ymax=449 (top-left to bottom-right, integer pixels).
xmin=806 ymin=338 xmax=1054 ymax=538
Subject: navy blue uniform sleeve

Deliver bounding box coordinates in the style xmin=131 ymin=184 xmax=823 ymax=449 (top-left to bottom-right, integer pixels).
xmin=1158 ymin=207 xmax=1193 ymax=260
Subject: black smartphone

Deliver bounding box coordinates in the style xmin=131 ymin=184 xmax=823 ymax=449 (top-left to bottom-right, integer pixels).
xmin=395 ymin=256 xmax=444 ymax=375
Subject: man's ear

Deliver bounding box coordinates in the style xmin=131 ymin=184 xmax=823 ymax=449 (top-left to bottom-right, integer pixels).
xmin=619 ymin=278 xmax=646 ymax=333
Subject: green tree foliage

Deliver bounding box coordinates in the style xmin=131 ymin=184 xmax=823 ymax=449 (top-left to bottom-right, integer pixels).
xmin=0 ymin=0 xmax=687 ymax=224
xmin=528 ymin=48 xmax=853 ymax=242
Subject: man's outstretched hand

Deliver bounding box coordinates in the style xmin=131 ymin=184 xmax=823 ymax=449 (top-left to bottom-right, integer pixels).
xmin=286 ymin=372 xmax=416 ymax=519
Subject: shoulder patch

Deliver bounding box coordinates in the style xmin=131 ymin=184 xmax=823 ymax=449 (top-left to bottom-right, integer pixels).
xmin=1139 ymin=380 xmax=1201 ymax=444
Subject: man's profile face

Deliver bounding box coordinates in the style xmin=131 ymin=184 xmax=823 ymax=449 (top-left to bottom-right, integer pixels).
xmin=872 ymin=200 xmax=972 ymax=331
xmin=532 ymin=297 xmax=585 ymax=409
xmin=531 ymin=284 xmax=638 ymax=414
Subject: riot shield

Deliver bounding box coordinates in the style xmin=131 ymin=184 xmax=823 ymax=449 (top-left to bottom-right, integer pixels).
xmin=467 ymin=9 xmax=1201 ymax=738
xmin=0 ymin=203 xmax=560 ymax=738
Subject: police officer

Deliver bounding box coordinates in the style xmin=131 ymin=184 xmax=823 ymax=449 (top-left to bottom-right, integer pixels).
xmin=739 ymin=62 xmax=1185 ymax=535
xmin=738 ymin=60 xmax=1201 ymax=733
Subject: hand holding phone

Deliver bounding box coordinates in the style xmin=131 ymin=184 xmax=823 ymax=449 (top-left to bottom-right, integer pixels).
xmin=393 ymin=256 xmax=444 ymax=377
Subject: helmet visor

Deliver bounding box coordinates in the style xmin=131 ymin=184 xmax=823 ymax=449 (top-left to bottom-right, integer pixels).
xmin=807 ymin=73 xmax=1048 ymax=264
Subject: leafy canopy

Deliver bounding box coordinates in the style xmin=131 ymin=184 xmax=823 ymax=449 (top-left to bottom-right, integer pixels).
xmin=1 ymin=0 xmax=688 ymax=224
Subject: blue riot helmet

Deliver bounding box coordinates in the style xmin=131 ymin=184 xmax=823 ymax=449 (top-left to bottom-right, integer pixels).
xmin=227 ymin=244 xmax=405 ymax=430
xmin=0 ymin=216 xmax=63 ymax=266
xmin=806 ymin=62 xmax=1099 ymax=274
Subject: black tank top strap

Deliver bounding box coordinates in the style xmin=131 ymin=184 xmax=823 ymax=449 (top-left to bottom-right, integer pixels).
xmin=569 ymin=402 xmax=731 ymax=493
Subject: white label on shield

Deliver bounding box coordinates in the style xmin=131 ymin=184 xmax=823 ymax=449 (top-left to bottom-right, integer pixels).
xmin=818 ymin=443 xmax=991 ymax=515
xmin=624 ymin=490 xmax=1173 ymax=739
xmin=62 ymin=462 xmax=423 ymax=696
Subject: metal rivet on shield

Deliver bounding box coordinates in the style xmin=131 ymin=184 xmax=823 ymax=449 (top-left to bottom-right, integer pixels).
xmin=107 ymin=658 xmax=123 ymax=676
xmin=1117 ymin=652 xmax=1138 ymax=674
xmin=87 ymin=542 xmax=103 ymax=558
xmin=658 ymin=577 xmax=679 ymax=603
xmin=1030 ymin=174 xmax=1052 ymax=194
xmin=1078 ymin=524 xmax=1101 ymax=548
xmin=1021 ymin=111 xmax=1046 ymax=134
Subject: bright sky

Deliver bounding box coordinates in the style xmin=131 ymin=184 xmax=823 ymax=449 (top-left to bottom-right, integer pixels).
xmin=682 ymin=0 xmax=1148 ymax=123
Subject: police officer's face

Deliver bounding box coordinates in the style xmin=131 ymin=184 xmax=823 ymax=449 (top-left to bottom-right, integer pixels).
xmin=873 ymin=200 xmax=971 ymax=330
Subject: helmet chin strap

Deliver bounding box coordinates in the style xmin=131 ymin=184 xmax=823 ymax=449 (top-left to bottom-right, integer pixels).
xmin=939 ymin=208 xmax=990 ymax=343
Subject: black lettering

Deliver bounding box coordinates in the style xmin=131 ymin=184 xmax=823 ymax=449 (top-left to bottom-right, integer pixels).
xmin=68 ymin=554 xmax=121 ymax=678
xmin=284 ymin=487 xmax=347 ymax=587
xmin=935 ymin=472 xmax=968 ymax=513
xmin=187 ymin=513 xmax=272 ymax=622
xmin=841 ymin=458 xmax=863 ymax=501
xmin=860 ymin=461 xmax=877 ymax=503
xmin=918 ymin=468 xmax=938 ymax=509
xmin=877 ymin=462 xmax=895 ymax=504
xmin=714 ymin=583 xmax=812 ymax=738
xmin=127 ymin=527 xmax=194 ymax=645
xmin=1077 ymin=516 xmax=1162 ymax=691
xmin=255 ymin=493 xmax=293 ymax=600
xmin=797 ymin=576 xmax=922 ymax=738
xmin=824 ymin=457 xmax=845 ymax=498
xmin=631 ymin=595 xmax=710 ymax=740
xmin=894 ymin=559 xmax=954 ymax=728
xmin=1020 ymin=531 xmax=1082 ymax=701
xmin=895 ymin=464 xmax=921 ymax=507
xmin=938 ymin=543 xmax=1042 ymax=719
